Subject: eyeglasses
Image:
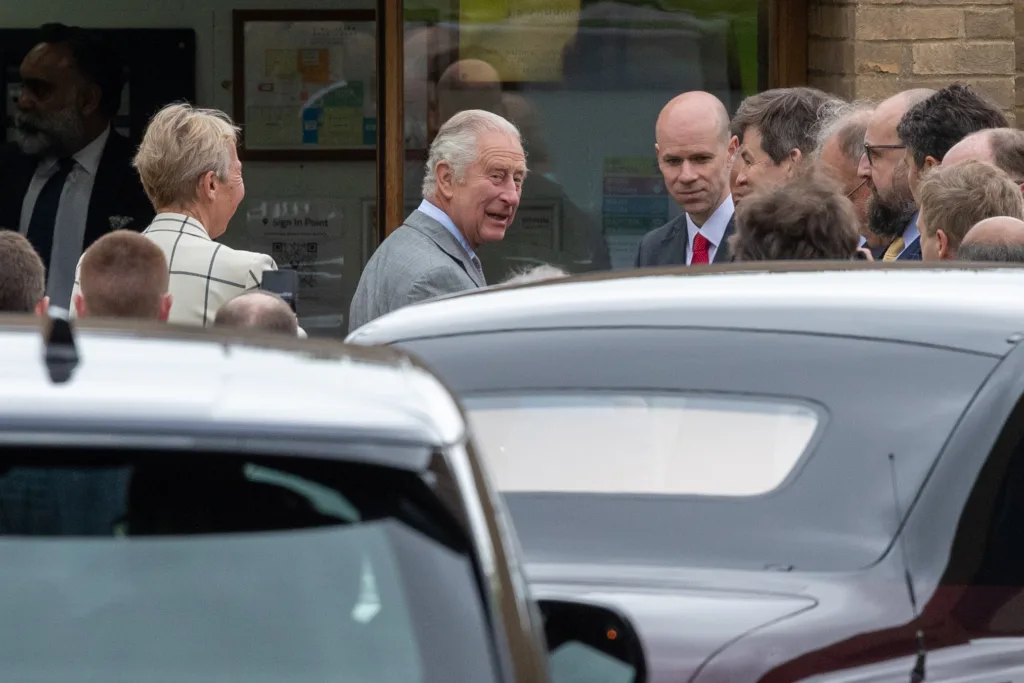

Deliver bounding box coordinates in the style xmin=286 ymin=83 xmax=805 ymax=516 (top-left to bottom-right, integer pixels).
xmin=863 ymin=144 xmax=906 ymax=167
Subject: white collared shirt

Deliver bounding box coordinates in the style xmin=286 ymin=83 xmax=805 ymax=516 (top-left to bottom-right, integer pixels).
xmin=685 ymin=195 xmax=735 ymax=264
xmin=416 ymin=199 xmax=482 ymax=273
xmin=19 ymin=126 xmax=111 ymax=308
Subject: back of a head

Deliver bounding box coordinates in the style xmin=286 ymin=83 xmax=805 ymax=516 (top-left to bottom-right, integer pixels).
xmin=133 ymin=102 xmax=240 ymax=210
xmin=897 ymin=83 xmax=1008 ymax=168
xmin=0 ymin=230 xmax=45 ymax=314
xmin=731 ymin=87 xmax=841 ymax=163
xmin=732 ymin=171 xmax=859 ymax=260
xmin=214 ymin=291 xmax=298 ymax=336
xmin=421 ymin=108 xmax=522 ymax=199
xmin=918 ymin=160 xmax=1024 ymax=252
xmin=37 ymin=23 xmax=124 ymax=119
xmin=959 ymin=216 xmax=1024 ymax=262
xmin=78 ymin=230 xmax=169 ymax=319
xmin=501 ymin=264 xmax=569 ymax=286
xmin=987 ymin=128 xmax=1024 ymax=184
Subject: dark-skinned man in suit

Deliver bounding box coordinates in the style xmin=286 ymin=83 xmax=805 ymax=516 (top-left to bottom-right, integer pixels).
xmin=0 ymin=23 xmax=153 ymax=310
xmin=634 ymin=91 xmax=739 ymax=267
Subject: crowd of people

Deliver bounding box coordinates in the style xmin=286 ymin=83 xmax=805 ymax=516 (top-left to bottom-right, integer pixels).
xmin=1 ymin=23 xmax=1023 ymax=336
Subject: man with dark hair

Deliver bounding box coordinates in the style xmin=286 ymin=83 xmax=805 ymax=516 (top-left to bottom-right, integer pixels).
xmin=730 ymin=87 xmax=839 ymax=203
xmin=214 ymin=291 xmax=300 ymax=336
xmin=897 ymin=83 xmax=1008 ymax=200
xmin=73 ymin=230 xmax=171 ymax=320
xmin=0 ymin=230 xmax=48 ymax=315
xmin=857 ymin=88 xmax=936 ymax=261
xmin=959 ymin=216 xmax=1024 ymax=262
xmin=0 ymin=23 xmax=153 ymax=312
xmin=943 ymin=128 xmax=1024 ymax=188
xmin=729 ymin=171 xmax=860 ymax=261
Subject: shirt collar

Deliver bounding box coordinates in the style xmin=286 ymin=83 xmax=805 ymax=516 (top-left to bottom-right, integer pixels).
xmin=144 ymin=212 xmax=211 ymax=240
xmin=686 ymin=194 xmax=735 ymax=247
xmin=44 ymin=126 xmax=110 ymax=176
xmin=903 ymin=211 xmax=920 ymax=245
xmin=417 ymin=199 xmax=476 ymax=258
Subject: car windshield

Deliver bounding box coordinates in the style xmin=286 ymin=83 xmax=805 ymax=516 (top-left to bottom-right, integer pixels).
xmin=462 ymin=390 xmax=842 ymax=571
xmin=0 ymin=449 xmax=500 ymax=683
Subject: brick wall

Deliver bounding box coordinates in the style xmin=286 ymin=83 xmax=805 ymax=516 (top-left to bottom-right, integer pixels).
xmin=807 ymin=0 xmax=1016 ymax=125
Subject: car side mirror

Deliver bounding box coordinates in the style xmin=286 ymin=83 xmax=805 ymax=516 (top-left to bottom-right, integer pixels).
xmin=539 ymin=599 xmax=646 ymax=683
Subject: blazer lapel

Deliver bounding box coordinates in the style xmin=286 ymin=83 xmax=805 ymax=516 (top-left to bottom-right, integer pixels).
xmin=405 ymin=210 xmax=485 ymax=286
xmin=656 ymin=215 xmax=689 ymax=266
xmin=713 ymin=215 xmax=736 ymax=264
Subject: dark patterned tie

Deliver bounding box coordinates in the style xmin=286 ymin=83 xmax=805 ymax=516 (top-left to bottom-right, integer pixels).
xmin=26 ymin=158 xmax=76 ymax=274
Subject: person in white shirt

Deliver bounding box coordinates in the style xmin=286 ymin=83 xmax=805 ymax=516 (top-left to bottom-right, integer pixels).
xmin=71 ymin=103 xmax=277 ymax=327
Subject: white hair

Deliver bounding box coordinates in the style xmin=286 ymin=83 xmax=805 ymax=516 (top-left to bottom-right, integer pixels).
xmin=812 ymin=100 xmax=874 ymax=162
xmin=501 ymin=263 xmax=569 ymax=285
xmin=421 ymin=109 xmax=522 ymax=200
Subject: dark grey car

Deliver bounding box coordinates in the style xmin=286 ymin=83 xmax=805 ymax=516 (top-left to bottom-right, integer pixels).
xmin=0 ymin=314 xmax=550 ymax=683
xmin=347 ymin=262 xmax=1024 ymax=683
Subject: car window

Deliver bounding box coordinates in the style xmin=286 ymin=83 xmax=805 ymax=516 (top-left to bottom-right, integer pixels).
xmin=0 ymin=449 xmax=501 ymax=683
xmin=465 ymin=392 xmax=820 ymax=496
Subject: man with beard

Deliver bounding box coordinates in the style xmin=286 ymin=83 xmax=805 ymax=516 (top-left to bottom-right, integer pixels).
xmin=856 ymin=89 xmax=935 ymax=261
xmin=0 ymin=23 xmax=152 ymax=310
xmin=635 ymin=91 xmax=739 ymax=266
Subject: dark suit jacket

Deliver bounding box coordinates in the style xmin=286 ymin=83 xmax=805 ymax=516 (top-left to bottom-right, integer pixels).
xmin=634 ymin=213 xmax=736 ymax=267
xmin=0 ymin=131 xmax=153 ymax=251
xmin=897 ymin=236 xmax=922 ymax=261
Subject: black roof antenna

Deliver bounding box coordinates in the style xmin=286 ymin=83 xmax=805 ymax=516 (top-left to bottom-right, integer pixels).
xmin=43 ymin=309 xmax=79 ymax=384
xmin=888 ymin=453 xmax=926 ymax=683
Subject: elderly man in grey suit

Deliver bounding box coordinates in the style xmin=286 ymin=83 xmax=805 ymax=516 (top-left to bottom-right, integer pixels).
xmin=349 ymin=109 xmax=526 ymax=332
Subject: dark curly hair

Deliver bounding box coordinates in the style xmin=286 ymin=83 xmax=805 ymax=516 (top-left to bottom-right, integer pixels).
xmin=730 ymin=171 xmax=860 ymax=261
xmin=896 ymin=83 xmax=1007 ymax=169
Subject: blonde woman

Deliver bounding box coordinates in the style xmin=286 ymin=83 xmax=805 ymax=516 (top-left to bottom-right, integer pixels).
xmin=72 ymin=103 xmax=277 ymax=326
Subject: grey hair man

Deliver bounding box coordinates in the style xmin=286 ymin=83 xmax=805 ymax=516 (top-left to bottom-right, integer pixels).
xmin=0 ymin=230 xmax=49 ymax=316
xmin=942 ymin=128 xmax=1024 ymax=189
xmin=349 ymin=109 xmax=526 ymax=332
xmin=502 ymin=263 xmax=569 ymax=285
xmin=214 ymin=291 xmax=299 ymax=336
xmin=813 ymin=101 xmax=877 ymax=251
xmin=959 ymin=216 xmax=1024 ymax=262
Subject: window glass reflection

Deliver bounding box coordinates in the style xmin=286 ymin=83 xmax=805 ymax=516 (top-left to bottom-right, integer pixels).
xmin=404 ymin=0 xmax=763 ymax=282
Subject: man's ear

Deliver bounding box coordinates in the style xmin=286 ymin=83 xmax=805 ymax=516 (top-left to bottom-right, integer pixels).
xmin=785 ymin=148 xmax=803 ymax=175
xmin=436 ymin=161 xmax=456 ymax=200
xmin=78 ymin=83 xmax=102 ymax=118
xmin=923 ymin=155 xmax=940 ymax=172
xmin=728 ymin=135 xmax=739 ymax=156
xmin=72 ymin=294 xmax=86 ymax=319
xmin=198 ymin=171 xmax=218 ymax=201
xmin=158 ymin=293 xmax=173 ymax=322
xmin=35 ymin=296 xmax=50 ymax=318
xmin=937 ymin=229 xmax=951 ymax=260
xmin=654 ymin=142 xmax=660 ymax=158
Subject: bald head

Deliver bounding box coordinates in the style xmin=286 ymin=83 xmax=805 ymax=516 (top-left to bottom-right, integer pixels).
xmin=959 ymin=216 xmax=1024 ymax=262
xmin=214 ymin=291 xmax=299 ymax=336
xmin=654 ymin=91 xmax=736 ymax=226
xmin=875 ymin=89 xmax=936 ymax=129
xmin=657 ymin=91 xmax=730 ymax=143
xmin=944 ymin=128 xmax=1024 ymax=185
xmin=439 ymin=59 xmax=500 ymax=89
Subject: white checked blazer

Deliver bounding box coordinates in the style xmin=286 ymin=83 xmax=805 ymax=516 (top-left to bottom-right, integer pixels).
xmin=71 ymin=213 xmax=278 ymax=327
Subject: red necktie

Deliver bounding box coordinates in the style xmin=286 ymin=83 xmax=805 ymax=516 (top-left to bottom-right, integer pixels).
xmin=692 ymin=233 xmax=711 ymax=264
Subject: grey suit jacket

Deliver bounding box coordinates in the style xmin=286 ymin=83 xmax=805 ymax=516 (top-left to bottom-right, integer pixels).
xmin=349 ymin=210 xmax=485 ymax=332
xmin=634 ymin=214 xmax=736 ymax=267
